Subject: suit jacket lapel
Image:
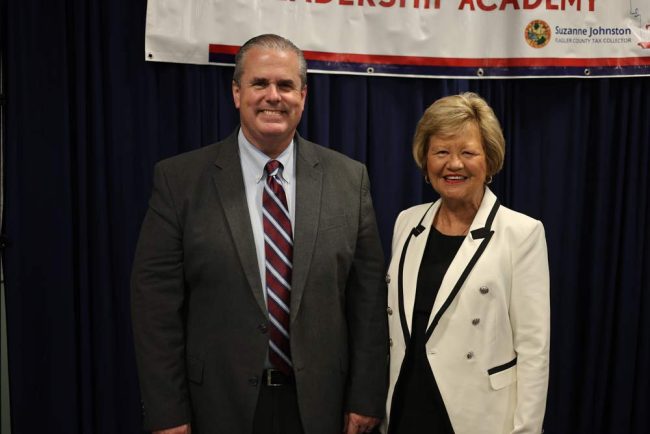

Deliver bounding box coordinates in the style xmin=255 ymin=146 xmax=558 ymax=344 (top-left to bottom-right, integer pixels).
xmin=211 ymin=132 xmax=267 ymax=316
xmin=425 ymin=188 xmax=500 ymax=338
xmin=289 ymin=135 xmax=322 ymax=322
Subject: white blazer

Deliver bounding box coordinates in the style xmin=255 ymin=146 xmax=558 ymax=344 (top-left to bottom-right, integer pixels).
xmin=381 ymin=188 xmax=550 ymax=434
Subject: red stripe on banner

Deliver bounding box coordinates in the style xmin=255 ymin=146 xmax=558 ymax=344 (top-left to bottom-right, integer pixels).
xmin=209 ymin=43 xmax=650 ymax=68
xmin=209 ymin=44 xmax=239 ymax=55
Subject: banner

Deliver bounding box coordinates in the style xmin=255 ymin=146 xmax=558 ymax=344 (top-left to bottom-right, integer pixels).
xmin=145 ymin=0 xmax=650 ymax=78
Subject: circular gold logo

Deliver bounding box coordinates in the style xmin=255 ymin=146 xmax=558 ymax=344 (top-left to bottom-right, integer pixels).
xmin=525 ymin=20 xmax=551 ymax=48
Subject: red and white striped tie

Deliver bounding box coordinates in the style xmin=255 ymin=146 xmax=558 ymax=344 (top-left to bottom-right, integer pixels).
xmin=263 ymin=160 xmax=293 ymax=375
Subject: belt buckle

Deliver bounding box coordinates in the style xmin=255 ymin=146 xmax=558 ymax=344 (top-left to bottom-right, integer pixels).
xmin=266 ymin=369 xmax=283 ymax=387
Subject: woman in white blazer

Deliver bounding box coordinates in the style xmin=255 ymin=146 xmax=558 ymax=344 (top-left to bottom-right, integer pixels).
xmin=381 ymin=93 xmax=550 ymax=434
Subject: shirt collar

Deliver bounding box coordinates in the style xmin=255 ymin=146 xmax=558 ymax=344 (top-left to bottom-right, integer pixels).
xmin=238 ymin=129 xmax=295 ymax=184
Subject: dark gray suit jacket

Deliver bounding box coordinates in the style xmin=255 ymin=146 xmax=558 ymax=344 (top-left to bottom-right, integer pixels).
xmin=131 ymin=130 xmax=388 ymax=433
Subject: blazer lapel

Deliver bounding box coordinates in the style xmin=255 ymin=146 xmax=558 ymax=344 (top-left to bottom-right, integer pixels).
xmin=398 ymin=202 xmax=438 ymax=341
xmin=211 ymin=133 xmax=267 ymax=316
xmin=289 ymin=135 xmax=322 ymax=322
xmin=425 ymin=188 xmax=500 ymax=339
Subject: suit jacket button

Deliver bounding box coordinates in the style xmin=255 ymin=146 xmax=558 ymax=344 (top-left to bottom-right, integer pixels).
xmin=257 ymin=323 xmax=268 ymax=334
xmin=385 ymin=273 xmax=391 ymax=284
xmin=472 ymin=318 xmax=480 ymax=326
xmin=479 ymin=286 xmax=489 ymax=294
xmin=387 ymin=307 xmax=393 ymax=315
xmin=466 ymin=351 xmax=474 ymax=359
xmin=248 ymin=376 xmax=259 ymax=386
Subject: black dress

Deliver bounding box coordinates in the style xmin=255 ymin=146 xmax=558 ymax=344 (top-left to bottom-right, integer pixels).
xmin=389 ymin=227 xmax=464 ymax=434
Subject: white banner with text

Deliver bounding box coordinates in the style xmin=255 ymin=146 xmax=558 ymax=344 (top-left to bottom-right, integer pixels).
xmin=145 ymin=0 xmax=650 ymax=78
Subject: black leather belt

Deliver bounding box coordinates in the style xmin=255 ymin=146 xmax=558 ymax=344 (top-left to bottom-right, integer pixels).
xmin=262 ymin=369 xmax=294 ymax=387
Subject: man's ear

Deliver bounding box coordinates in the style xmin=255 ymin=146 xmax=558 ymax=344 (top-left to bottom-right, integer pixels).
xmin=299 ymin=85 xmax=307 ymax=107
xmin=232 ymin=81 xmax=241 ymax=109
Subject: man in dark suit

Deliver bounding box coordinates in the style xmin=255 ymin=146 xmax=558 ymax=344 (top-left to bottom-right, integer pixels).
xmin=131 ymin=34 xmax=388 ymax=434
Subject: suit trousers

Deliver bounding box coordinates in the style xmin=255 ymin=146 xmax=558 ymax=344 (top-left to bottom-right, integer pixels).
xmin=252 ymin=372 xmax=305 ymax=434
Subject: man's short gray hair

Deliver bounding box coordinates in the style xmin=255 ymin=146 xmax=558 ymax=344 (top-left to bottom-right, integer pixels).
xmin=233 ymin=34 xmax=307 ymax=88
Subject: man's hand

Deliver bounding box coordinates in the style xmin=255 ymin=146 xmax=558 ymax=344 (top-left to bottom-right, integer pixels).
xmin=153 ymin=423 xmax=191 ymax=434
xmin=343 ymin=412 xmax=380 ymax=434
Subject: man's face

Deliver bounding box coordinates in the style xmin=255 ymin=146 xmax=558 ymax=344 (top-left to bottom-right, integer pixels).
xmin=233 ymin=47 xmax=307 ymax=157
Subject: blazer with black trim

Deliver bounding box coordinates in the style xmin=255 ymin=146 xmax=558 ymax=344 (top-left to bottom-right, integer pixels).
xmin=381 ymin=188 xmax=550 ymax=434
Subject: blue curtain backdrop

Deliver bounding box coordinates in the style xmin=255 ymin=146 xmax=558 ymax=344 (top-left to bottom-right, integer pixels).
xmin=2 ymin=0 xmax=649 ymax=433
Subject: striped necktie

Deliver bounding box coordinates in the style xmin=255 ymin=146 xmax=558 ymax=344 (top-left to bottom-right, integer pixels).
xmin=263 ymin=160 xmax=293 ymax=375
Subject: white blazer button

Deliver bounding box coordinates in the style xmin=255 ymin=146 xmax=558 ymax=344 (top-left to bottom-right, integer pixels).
xmin=389 ymin=338 xmax=393 ymax=347
xmin=479 ymin=286 xmax=489 ymax=294
xmin=385 ymin=273 xmax=391 ymax=284
xmin=387 ymin=307 xmax=393 ymax=315
xmin=472 ymin=318 xmax=480 ymax=326
xmin=466 ymin=351 xmax=474 ymax=359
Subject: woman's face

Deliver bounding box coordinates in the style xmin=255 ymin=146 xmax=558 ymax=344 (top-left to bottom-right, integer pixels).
xmin=426 ymin=122 xmax=488 ymax=208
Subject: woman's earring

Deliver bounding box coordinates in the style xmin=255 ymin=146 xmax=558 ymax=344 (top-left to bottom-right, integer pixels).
xmin=485 ymin=175 xmax=493 ymax=185
xmin=424 ymin=175 xmax=430 ymax=184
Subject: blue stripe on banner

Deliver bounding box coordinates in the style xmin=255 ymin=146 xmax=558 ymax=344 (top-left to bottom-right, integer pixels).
xmin=209 ymin=53 xmax=235 ymax=64
xmin=208 ymin=44 xmax=650 ymax=78
xmin=306 ymin=59 xmax=650 ymax=78
xmin=210 ymin=52 xmax=650 ymax=77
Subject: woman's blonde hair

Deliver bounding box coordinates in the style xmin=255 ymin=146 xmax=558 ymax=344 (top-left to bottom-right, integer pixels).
xmin=412 ymin=92 xmax=505 ymax=178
